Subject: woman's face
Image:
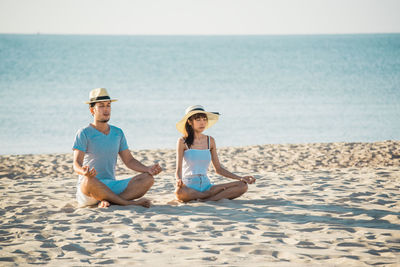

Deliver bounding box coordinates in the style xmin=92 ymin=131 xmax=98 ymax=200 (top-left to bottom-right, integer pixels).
xmin=189 ymin=114 xmax=208 ymax=132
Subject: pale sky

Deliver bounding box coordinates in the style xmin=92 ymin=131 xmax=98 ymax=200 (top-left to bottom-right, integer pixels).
xmin=0 ymin=0 xmax=399 ymax=35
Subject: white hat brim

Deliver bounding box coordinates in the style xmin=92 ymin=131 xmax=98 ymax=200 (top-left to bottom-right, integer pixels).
xmin=176 ymin=110 xmax=219 ymax=135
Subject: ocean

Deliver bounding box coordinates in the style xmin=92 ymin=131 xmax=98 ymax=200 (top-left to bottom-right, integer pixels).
xmin=0 ymin=34 xmax=399 ymax=155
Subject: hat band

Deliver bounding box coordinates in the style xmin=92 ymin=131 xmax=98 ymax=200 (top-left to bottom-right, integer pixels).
xmin=90 ymin=96 xmax=111 ymax=102
xmin=188 ymin=107 xmax=205 ymax=113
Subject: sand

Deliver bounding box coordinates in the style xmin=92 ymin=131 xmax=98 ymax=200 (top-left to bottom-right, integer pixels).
xmin=0 ymin=140 xmax=400 ymax=266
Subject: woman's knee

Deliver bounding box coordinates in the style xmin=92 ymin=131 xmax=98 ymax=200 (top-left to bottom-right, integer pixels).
xmin=175 ymin=188 xmax=191 ymax=202
xmin=175 ymin=192 xmax=188 ymax=202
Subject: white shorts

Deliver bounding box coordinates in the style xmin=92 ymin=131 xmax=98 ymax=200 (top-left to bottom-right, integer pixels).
xmin=76 ymin=178 xmax=132 ymax=207
xmin=182 ymin=175 xmax=213 ymax=192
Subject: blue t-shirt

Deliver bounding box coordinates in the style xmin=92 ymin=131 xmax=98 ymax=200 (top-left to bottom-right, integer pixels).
xmin=73 ymin=124 xmax=129 ymax=182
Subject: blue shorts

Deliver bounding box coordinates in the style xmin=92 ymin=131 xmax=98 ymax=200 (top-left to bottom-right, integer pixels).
xmin=182 ymin=175 xmax=213 ymax=192
xmin=76 ymin=178 xmax=131 ymax=207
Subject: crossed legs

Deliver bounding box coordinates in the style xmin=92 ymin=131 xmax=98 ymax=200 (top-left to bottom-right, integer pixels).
xmin=80 ymin=172 xmax=154 ymax=208
xmin=175 ymin=181 xmax=248 ymax=202
xmin=81 ymin=173 xmax=247 ymax=206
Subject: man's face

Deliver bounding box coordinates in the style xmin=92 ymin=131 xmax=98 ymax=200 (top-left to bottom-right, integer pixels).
xmin=91 ymin=101 xmax=111 ymax=123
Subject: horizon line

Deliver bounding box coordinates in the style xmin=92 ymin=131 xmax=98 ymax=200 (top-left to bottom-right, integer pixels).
xmin=1 ymin=31 xmax=400 ymax=37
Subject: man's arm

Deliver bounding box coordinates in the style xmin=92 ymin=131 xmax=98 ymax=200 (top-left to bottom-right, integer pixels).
xmin=73 ymin=149 xmax=96 ymax=177
xmin=119 ymin=149 xmax=162 ymax=175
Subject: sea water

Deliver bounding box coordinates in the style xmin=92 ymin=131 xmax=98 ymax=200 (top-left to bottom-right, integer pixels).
xmin=0 ymin=34 xmax=399 ymax=155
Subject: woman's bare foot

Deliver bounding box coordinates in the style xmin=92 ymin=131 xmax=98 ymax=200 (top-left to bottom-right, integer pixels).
xmin=131 ymin=198 xmax=151 ymax=208
xmin=98 ymin=200 xmax=110 ymax=208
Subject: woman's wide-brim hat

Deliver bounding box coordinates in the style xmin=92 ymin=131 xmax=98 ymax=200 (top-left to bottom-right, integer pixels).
xmin=85 ymin=88 xmax=118 ymax=104
xmin=176 ymin=105 xmax=220 ymax=135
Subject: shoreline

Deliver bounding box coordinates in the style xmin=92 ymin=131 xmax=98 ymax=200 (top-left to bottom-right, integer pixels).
xmin=1 ymin=139 xmax=399 ymax=157
xmin=0 ymin=140 xmax=399 ymax=266
xmin=1 ymin=140 xmax=399 ymax=177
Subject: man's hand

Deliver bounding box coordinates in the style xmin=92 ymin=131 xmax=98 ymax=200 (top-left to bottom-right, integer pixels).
xmin=240 ymin=176 xmax=256 ymax=184
xmin=82 ymin=166 xmax=97 ymax=178
xmin=147 ymin=163 xmax=162 ymax=176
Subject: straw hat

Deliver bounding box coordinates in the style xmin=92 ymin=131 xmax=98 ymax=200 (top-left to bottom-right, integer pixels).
xmin=176 ymin=105 xmax=220 ymax=135
xmin=85 ymin=88 xmax=118 ymax=104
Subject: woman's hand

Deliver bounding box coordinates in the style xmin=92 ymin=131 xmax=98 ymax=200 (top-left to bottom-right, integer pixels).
xmin=176 ymin=178 xmax=183 ymax=188
xmin=147 ymin=163 xmax=162 ymax=176
xmin=240 ymin=176 xmax=256 ymax=184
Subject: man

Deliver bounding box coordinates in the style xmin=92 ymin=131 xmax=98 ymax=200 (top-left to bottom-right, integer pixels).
xmin=73 ymin=88 xmax=162 ymax=208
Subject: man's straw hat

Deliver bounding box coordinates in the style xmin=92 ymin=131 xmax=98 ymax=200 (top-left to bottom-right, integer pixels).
xmin=85 ymin=88 xmax=118 ymax=104
xmin=176 ymin=105 xmax=220 ymax=135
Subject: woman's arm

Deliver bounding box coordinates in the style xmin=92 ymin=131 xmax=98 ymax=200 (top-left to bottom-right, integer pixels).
xmin=210 ymin=137 xmax=255 ymax=184
xmin=175 ymin=138 xmax=185 ymax=186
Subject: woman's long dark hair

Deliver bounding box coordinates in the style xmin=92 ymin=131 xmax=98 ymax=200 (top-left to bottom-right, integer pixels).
xmin=184 ymin=113 xmax=208 ymax=148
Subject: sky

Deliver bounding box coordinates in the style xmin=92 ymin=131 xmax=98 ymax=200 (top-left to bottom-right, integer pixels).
xmin=0 ymin=0 xmax=399 ymax=35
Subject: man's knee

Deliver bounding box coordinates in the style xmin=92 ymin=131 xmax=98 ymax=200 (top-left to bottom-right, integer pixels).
xmin=239 ymin=181 xmax=248 ymax=194
xmin=143 ymin=173 xmax=155 ymax=188
xmin=133 ymin=173 xmax=154 ymax=188
xmin=80 ymin=176 xmax=94 ymax=196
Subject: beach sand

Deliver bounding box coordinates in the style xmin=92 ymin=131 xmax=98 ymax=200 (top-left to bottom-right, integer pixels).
xmin=0 ymin=141 xmax=400 ymax=266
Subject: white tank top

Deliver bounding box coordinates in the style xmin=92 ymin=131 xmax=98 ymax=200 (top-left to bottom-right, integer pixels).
xmin=182 ymin=136 xmax=211 ymax=177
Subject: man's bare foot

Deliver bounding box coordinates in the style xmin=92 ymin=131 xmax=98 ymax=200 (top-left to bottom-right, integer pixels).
xmin=131 ymin=198 xmax=151 ymax=208
xmin=98 ymin=200 xmax=110 ymax=208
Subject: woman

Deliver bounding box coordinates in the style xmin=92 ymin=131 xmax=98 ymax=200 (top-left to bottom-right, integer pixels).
xmin=175 ymin=105 xmax=256 ymax=202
